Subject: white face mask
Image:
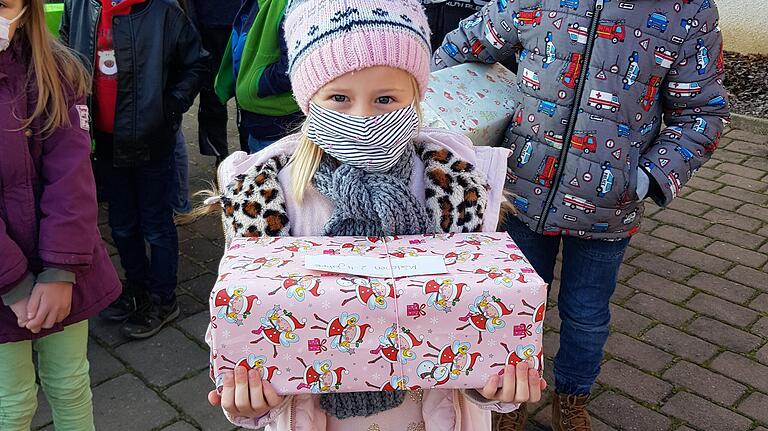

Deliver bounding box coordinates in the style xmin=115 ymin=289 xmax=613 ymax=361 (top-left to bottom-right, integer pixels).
xmin=306 ymin=102 xmax=420 ymax=173
xmin=0 ymin=6 xmax=27 ymax=52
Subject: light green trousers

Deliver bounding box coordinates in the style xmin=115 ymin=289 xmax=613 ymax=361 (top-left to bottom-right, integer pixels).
xmin=0 ymin=321 xmax=94 ymax=431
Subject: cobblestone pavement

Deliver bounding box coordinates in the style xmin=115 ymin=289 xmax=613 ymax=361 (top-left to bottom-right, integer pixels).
xmin=31 ymin=110 xmax=768 ymax=430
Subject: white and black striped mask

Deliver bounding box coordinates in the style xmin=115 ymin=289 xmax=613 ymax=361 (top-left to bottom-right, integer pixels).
xmin=306 ymin=102 xmax=419 ymax=173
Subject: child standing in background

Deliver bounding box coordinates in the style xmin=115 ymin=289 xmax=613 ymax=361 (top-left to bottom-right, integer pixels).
xmin=0 ymin=0 xmax=120 ymax=428
xmin=434 ymin=1 xmax=729 ymax=429
xmin=60 ymin=0 xmax=207 ymax=339
xmin=215 ymin=0 xmax=304 ymax=154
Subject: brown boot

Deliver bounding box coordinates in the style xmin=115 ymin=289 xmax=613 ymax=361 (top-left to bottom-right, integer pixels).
xmin=492 ymin=404 xmax=528 ymax=431
xmin=551 ymin=392 xmax=592 ymax=431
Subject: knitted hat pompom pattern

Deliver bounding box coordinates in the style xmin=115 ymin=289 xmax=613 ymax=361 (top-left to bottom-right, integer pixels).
xmin=284 ymin=0 xmax=432 ymax=113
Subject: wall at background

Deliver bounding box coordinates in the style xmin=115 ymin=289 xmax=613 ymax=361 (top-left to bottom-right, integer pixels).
xmin=718 ymin=0 xmax=768 ymax=54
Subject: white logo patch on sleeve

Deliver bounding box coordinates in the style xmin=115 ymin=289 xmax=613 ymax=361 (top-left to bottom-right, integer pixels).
xmin=76 ymin=105 xmax=90 ymax=131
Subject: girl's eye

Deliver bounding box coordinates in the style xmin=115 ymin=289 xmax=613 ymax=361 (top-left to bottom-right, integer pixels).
xmin=331 ymin=95 xmax=348 ymax=103
xmin=376 ymin=96 xmax=394 ymax=104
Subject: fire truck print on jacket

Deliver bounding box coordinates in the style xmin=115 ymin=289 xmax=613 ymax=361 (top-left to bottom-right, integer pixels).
xmin=435 ymin=0 xmax=729 ymax=239
xmin=209 ymin=233 xmax=547 ymax=394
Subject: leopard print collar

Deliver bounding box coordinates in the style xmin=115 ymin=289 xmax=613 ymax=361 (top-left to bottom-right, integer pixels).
xmin=220 ymin=142 xmax=489 ymax=244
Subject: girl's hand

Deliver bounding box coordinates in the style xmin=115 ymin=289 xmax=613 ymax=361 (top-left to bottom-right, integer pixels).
xmin=9 ymin=296 xmax=31 ymax=328
xmin=25 ymin=282 xmax=73 ymax=334
xmin=478 ymin=361 xmax=547 ymax=404
xmin=208 ymin=366 xmax=284 ymax=418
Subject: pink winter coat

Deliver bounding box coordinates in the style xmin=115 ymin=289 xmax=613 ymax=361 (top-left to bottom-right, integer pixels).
xmin=208 ymin=129 xmax=517 ymax=431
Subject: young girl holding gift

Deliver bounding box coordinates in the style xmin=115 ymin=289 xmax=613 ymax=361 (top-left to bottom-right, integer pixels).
xmin=0 ymin=0 xmax=121 ymax=428
xmin=198 ymin=0 xmax=546 ymax=429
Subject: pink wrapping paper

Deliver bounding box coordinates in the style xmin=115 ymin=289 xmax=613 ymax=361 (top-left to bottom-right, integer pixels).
xmin=209 ymin=233 xmax=547 ymax=395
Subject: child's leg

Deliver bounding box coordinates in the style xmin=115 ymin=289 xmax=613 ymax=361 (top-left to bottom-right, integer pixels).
xmin=0 ymin=339 xmax=38 ymax=430
xmin=34 ymin=321 xmax=94 ymax=431
xmin=170 ymin=128 xmax=192 ymax=215
xmin=553 ymin=236 xmax=630 ymax=395
xmin=503 ymin=214 xmax=560 ymax=284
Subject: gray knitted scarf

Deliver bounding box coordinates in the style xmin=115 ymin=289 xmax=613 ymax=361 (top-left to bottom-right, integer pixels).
xmin=312 ymin=146 xmax=432 ymax=419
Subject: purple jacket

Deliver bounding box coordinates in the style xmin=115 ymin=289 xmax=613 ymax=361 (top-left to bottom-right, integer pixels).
xmin=0 ymin=41 xmax=121 ymax=343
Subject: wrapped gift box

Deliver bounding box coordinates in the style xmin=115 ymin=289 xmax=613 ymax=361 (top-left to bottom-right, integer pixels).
xmin=209 ymin=233 xmax=547 ymax=395
xmin=421 ymin=63 xmax=518 ymax=147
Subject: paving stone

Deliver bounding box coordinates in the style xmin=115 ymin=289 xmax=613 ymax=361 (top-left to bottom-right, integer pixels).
xmin=115 ymin=327 xmax=208 ymax=387
xmin=711 ymin=149 xmax=748 ymax=164
xmin=665 ymin=197 xmax=710 ymax=216
xmin=589 ymin=391 xmax=670 ymax=431
xmin=164 ymin=371 xmax=238 ymax=431
xmin=626 ymin=234 xmax=678 ymax=258
xmin=703 ymin=224 xmax=765 ymax=251
xmin=651 ymin=209 xmax=711 ymax=232
xmin=612 ymin=283 xmax=635 ymax=303
xmin=88 ymin=316 xmax=130 ymax=347
xmin=704 ymin=241 xmax=768 ymax=268
xmin=31 ymin=391 xmax=52 ymax=429
xmin=183 ymin=237 xmax=224 ymax=263
xmin=596 ymin=360 xmax=672 ymax=405
xmin=686 ymin=176 xmax=723 ymax=191
xmin=628 ymin=253 xmax=695 ymax=283
xmin=695 ymin=166 xmax=722 ymax=180
xmin=177 ymin=225 xmax=202 ymax=243
xmin=638 ymin=218 xmax=658 ymax=233
xmin=642 ymin=325 xmax=718 ymax=364
xmin=703 ymin=208 xmax=763 ymax=233
xmin=179 ymin=255 xmax=209 ymax=283
xmin=92 ymin=374 xmax=177 ymax=430
xmin=88 ymin=339 xmax=125 ymax=386
xmin=188 ymin=214 xmax=225 ymax=242
xmin=177 ymin=293 xmax=207 ymax=320
xmin=661 ymin=391 xmax=752 ymax=431
xmin=736 ymin=204 xmax=768 ymax=223
xmin=181 ymin=273 xmax=218 ymax=303
xmin=688 ymin=317 xmax=763 ymax=354
xmin=177 ymin=311 xmax=211 ymax=346
xmin=727 ymin=140 xmax=768 ymax=156
xmin=687 ymin=273 xmax=756 ymax=304
xmin=716 ymin=162 xmax=767 ymax=180
xmin=743 ymin=155 xmax=768 ymax=172
xmin=725 ymin=130 xmax=768 ymax=145
xmin=651 ymin=225 xmax=711 ymax=250
xmin=609 ymin=303 xmax=652 ymax=336
xmin=754 ymin=317 xmax=768 ymax=338
xmin=625 ymin=293 xmax=694 ymax=327
xmin=604 ymin=332 xmax=673 ymax=373
xmin=725 ymin=265 xmax=768 ymax=292
xmin=711 ymin=351 xmax=768 ymax=393
xmin=719 ymin=186 xmax=768 ymax=206
xmin=738 ymin=392 xmax=768 ymax=425
xmin=663 ymin=361 xmax=747 ymax=406
xmin=717 ymin=173 xmax=768 ymax=192
xmin=542 ymin=329 xmax=561 ymax=360
xmin=667 ymin=247 xmax=732 ymax=274
xmin=626 ymin=272 xmax=693 ymax=303
xmin=687 ymin=190 xmax=743 ymax=211
xmin=687 ymin=293 xmax=760 ymax=327
xmin=750 ymin=294 xmax=768 ymax=313
xmin=161 ymin=421 xmax=199 ymax=431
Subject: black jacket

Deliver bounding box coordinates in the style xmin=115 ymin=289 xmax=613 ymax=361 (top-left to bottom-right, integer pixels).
xmin=60 ymin=0 xmax=207 ymax=166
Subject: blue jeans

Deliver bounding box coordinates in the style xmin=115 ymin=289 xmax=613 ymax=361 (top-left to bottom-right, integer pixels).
xmin=504 ymin=215 xmax=630 ymax=395
xmin=247 ymin=135 xmax=277 ymax=154
xmin=105 ymin=152 xmax=179 ymax=305
xmin=169 ymin=128 xmax=191 ymax=214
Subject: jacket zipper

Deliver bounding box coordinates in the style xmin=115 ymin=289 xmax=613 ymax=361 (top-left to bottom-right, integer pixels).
xmin=535 ymin=0 xmax=604 ymax=233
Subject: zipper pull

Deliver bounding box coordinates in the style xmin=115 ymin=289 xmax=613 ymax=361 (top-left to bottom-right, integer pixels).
xmin=596 ymin=0 xmax=604 ymax=10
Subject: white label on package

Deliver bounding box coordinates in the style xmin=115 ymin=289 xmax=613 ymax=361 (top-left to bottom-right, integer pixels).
xmin=304 ymin=255 xmax=448 ymax=278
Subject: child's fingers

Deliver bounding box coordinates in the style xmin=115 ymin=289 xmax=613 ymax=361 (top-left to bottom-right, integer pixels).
xmin=514 ymin=362 xmax=530 ymax=403
xmin=26 ymin=308 xmax=49 ymax=334
xmin=479 ymin=374 xmax=500 ymax=400
xmin=248 ymin=370 xmax=266 ymax=412
xmin=262 ymin=380 xmax=283 ymax=408
xmin=220 ymin=373 xmax=237 ymax=414
xmin=208 ymin=390 xmax=222 ymax=406
xmin=26 ymin=288 xmax=43 ymax=321
xmin=528 ymin=368 xmax=542 ymax=403
xmin=234 ymin=367 xmax=251 ymax=414
xmin=500 ymin=364 xmax=516 ymax=402
xmin=42 ymin=309 xmax=58 ymax=330
xmin=541 ymin=377 xmax=548 ymax=391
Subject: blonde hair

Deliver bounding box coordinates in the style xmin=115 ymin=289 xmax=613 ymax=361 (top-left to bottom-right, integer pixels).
xmin=19 ymin=0 xmax=91 ymax=137
xmin=289 ymin=75 xmax=423 ymax=202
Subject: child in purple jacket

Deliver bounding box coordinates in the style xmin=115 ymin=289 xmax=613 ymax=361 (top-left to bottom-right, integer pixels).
xmin=0 ymin=0 xmax=121 ymax=428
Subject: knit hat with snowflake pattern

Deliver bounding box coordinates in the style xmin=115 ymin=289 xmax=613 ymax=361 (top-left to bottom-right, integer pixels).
xmin=284 ymin=0 xmax=432 ymax=113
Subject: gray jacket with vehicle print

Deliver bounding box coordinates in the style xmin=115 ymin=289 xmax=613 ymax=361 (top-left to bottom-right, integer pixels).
xmin=434 ymin=0 xmax=729 ymax=239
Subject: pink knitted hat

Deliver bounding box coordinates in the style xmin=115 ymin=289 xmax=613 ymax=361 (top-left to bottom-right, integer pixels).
xmin=284 ymin=0 xmax=432 ymax=114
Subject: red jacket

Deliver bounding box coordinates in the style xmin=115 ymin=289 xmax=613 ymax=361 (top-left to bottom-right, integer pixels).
xmin=0 ymin=40 xmax=121 ymax=343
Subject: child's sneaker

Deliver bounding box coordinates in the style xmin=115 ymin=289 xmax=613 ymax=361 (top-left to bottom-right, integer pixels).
xmin=121 ymin=296 xmax=180 ymax=339
xmin=99 ymin=281 xmax=143 ymax=321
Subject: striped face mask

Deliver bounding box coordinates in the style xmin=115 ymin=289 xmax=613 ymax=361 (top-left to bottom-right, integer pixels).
xmin=306 ymin=102 xmax=419 ymax=173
